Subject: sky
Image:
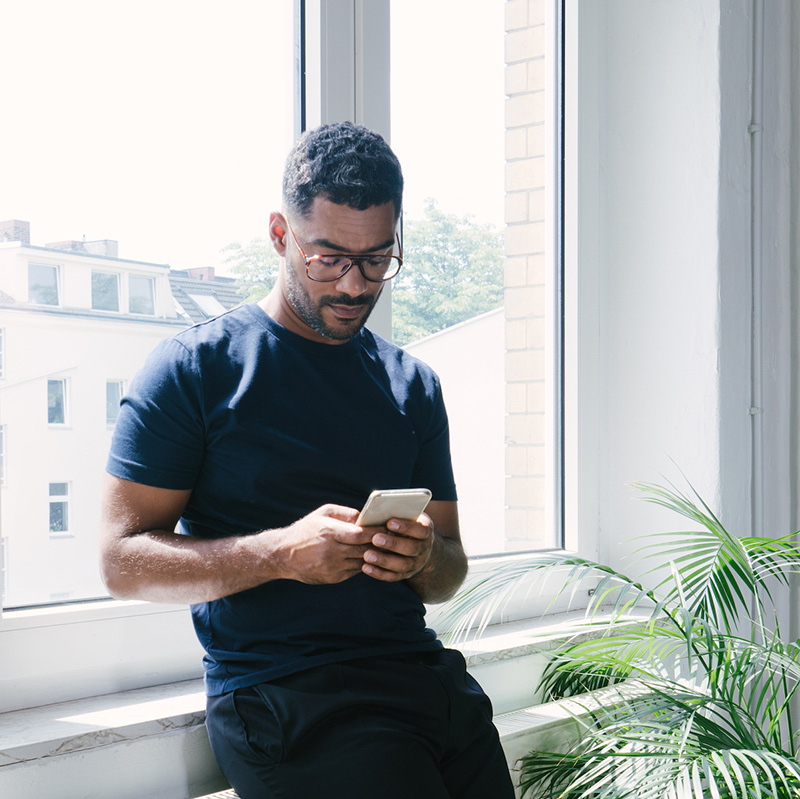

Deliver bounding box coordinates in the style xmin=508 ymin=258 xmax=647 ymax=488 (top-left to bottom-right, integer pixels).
xmin=0 ymin=1 xmax=504 ymax=273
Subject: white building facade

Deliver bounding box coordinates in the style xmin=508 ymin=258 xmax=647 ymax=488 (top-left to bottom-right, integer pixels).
xmin=0 ymin=220 xmax=238 ymax=607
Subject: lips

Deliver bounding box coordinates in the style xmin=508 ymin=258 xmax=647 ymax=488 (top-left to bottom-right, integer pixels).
xmin=327 ymin=303 xmax=367 ymax=320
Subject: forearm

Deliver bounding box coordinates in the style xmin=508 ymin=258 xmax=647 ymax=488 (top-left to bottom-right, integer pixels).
xmin=100 ymin=528 xmax=286 ymax=605
xmin=406 ymin=532 xmax=468 ymax=604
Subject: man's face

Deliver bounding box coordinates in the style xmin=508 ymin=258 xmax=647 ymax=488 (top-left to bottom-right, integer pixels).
xmin=275 ymin=197 xmax=398 ymax=344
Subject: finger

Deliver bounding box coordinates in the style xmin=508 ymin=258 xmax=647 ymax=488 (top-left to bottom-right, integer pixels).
xmin=363 ymin=546 xmax=422 ymax=577
xmin=370 ymin=531 xmax=424 ymax=558
xmin=320 ymin=503 xmax=361 ymax=523
xmin=361 ymin=558 xmax=414 ymax=582
xmin=385 ymin=515 xmax=432 ymax=539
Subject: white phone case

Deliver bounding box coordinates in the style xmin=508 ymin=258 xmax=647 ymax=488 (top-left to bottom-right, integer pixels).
xmin=356 ymin=488 xmax=432 ymax=526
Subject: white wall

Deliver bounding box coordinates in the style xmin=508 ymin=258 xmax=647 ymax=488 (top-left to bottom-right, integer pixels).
xmin=578 ymin=0 xmax=798 ymax=596
xmin=405 ymin=310 xmax=506 ymax=555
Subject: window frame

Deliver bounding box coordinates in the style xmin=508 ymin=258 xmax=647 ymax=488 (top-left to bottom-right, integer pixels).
xmin=48 ymin=481 xmax=71 ymax=538
xmin=91 ymin=270 xmax=121 ymax=313
xmin=106 ymin=379 xmax=124 ymax=426
xmin=128 ymin=274 xmax=156 ymax=316
xmin=0 ymin=0 xmax=581 ymax=713
xmin=28 ymin=262 xmax=61 ymax=307
xmin=46 ymin=378 xmax=68 ymax=426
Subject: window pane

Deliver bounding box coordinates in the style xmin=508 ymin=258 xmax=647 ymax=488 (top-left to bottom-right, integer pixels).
xmin=92 ymin=272 xmax=120 ymax=312
xmin=106 ymin=381 xmax=123 ymax=425
xmin=129 ymin=276 xmax=155 ymax=315
xmin=29 ymin=263 xmax=59 ymax=305
xmin=391 ymin=0 xmax=561 ymax=554
xmin=0 ymin=1 xmax=293 ymax=608
xmin=47 ymin=380 xmax=66 ymax=424
xmin=49 ymin=503 xmax=68 ymax=535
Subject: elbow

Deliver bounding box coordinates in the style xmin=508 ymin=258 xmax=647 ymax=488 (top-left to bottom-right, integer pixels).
xmin=98 ymin=539 xmax=139 ymax=601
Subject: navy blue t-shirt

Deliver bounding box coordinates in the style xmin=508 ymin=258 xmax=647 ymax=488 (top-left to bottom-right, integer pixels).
xmin=106 ymin=304 xmax=458 ymax=695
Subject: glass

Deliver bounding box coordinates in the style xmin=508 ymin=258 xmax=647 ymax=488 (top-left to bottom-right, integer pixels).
xmin=47 ymin=380 xmax=66 ymax=425
xmin=391 ymin=0 xmax=562 ymax=554
xmin=92 ymin=272 xmax=120 ymax=312
xmin=128 ymin=275 xmax=155 ymax=315
xmin=286 ymin=221 xmax=403 ymax=282
xmin=0 ymin=0 xmax=293 ymax=608
xmin=106 ymin=381 xmax=123 ymax=425
xmin=29 ymin=264 xmax=59 ymax=306
xmin=49 ymin=483 xmax=69 ymax=535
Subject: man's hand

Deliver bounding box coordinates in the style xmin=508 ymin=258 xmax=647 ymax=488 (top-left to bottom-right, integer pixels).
xmin=361 ymin=514 xmax=436 ymax=582
xmin=276 ymin=504 xmax=374 ymax=585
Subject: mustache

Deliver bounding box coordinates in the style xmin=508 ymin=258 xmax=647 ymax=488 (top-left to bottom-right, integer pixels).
xmin=319 ymin=295 xmax=374 ymax=307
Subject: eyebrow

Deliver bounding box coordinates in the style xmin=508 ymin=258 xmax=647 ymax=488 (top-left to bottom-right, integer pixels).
xmin=308 ymin=236 xmax=397 ymax=254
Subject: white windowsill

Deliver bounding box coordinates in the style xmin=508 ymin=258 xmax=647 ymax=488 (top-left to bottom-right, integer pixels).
xmin=0 ymin=613 xmax=601 ymax=798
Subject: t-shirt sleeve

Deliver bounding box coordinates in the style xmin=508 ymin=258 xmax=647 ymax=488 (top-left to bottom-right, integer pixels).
xmin=410 ymin=378 xmax=458 ymax=502
xmin=106 ymin=337 xmax=205 ymax=490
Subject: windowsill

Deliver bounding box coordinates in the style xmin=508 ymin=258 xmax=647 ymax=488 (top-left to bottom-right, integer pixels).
xmin=0 ymin=611 xmax=598 ymax=773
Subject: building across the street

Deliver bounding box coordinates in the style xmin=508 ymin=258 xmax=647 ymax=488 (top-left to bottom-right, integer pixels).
xmin=0 ymin=219 xmax=242 ymax=607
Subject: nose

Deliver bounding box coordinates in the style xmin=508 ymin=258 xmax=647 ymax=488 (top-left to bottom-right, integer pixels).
xmin=334 ymin=261 xmax=370 ymax=297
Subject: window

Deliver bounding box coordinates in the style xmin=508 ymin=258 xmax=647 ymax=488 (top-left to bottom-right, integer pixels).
xmin=1 ymin=537 xmax=6 ymax=603
xmin=106 ymin=380 xmax=123 ymax=425
xmin=92 ymin=271 xmax=120 ymax=312
xmin=187 ymin=293 xmax=227 ymax=317
xmin=47 ymin=379 xmax=67 ymax=425
xmin=28 ymin=263 xmax=59 ymax=305
xmin=0 ymin=0 xmax=291 ymax=627
xmin=0 ymin=1 xmax=567 ymax=716
xmin=48 ymin=482 xmax=70 ymax=536
xmin=129 ymin=275 xmax=155 ymax=315
xmin=391 ymin=0 xmax=563 ymax=555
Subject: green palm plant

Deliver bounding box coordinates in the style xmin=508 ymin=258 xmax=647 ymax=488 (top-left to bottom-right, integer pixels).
xmin=442 ymin=481 xmax=800 ymax=798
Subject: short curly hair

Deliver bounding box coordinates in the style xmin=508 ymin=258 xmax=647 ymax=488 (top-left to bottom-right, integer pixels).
xmin=282 ymin=122 xmax=403 ymax=219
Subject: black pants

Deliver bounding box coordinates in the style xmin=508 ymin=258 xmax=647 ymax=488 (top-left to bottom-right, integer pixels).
xmin=206 ymin=649 xmax=516 ymax=799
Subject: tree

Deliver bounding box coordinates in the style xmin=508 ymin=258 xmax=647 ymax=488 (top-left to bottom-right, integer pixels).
xmin=222 ymin=200 xmax=504 ymax=342
xmin=222 ymin=237 xmax=280 ymax=303
xmin=392 ymin=199 xmax=503 ymax=346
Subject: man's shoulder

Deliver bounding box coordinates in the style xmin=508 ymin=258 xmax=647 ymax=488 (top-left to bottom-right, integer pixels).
xmin=361 ymin=328 xmax=442 ymax=394
xmin=173 ymin=303 xmax=260 ymax=346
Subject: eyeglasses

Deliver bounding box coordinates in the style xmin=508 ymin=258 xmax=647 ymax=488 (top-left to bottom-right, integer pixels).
xmin=285 ymin=220 xmax=403 ymax=283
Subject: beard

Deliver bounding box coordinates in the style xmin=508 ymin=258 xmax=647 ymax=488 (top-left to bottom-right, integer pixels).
xmin=284 ymin=264 xmax=381 ymax=341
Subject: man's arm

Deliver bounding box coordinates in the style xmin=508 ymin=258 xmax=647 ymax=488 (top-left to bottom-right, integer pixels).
xmin=99 ymin=473 xmax=375 ymax=604
xmin=361 ymin=500 xmax=468 ymax=604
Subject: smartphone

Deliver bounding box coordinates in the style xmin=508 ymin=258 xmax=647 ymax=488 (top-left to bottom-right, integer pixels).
xmin=356 ymin=488 xmax=432 ymax=527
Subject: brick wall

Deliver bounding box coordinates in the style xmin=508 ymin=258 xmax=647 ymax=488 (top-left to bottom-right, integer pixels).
xmin=504 ymin=0 xmax=549 ymax=550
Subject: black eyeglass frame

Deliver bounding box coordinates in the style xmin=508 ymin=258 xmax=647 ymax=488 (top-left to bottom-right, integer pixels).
xmin=285 ymin=220 xmax=403 ymax=283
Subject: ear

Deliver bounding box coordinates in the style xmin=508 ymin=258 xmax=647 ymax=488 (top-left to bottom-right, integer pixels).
xmin=269 ymin=212 xmax=288 ymax=257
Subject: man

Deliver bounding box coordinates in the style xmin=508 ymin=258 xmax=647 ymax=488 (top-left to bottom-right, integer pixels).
xmin=100 ymin=122 xmax=515 ymax=798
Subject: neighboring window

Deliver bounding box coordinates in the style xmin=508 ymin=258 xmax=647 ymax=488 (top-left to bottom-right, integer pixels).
xmin=106 ymin=380 xmax=123 ymax=425
xmin=29 ymin=263 xmax=60 ymax=306
xmin=48 ymin=482 xmax=70 ymax=536
xmin=47 ymin=379 xmax=67 ymax=425
xmin=1 ymin=537 xmax=6 ymax=603
xmin=92 ymin=271 xmax=120 ymax=312
xmin=391 ymin=0 xmax=563 ymax=555
xmin=188 ymin=293 xmax=227 ymax=317
xmin=129 ymin=275 xmax=155 ymax=315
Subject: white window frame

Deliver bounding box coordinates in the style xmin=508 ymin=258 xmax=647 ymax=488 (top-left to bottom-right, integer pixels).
xmin=91 ymin=270 xmax=121 ymax=313
xmin=28 ymin=262 xmax=61 ymax=307
xmin=48 ymin=482 xmax=70 ymax=538
xmin=0 ymin=423 xmax=5 ymax=488
xmin=128 ymin=274 xmax=156 ymax=316
xmin=106 ymin=379 xmax=124 ymax=426
xmin=0 ymin=0 xmax=583 ymax=713
xmin=46 ymin=378 xmax=68 ymax=426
